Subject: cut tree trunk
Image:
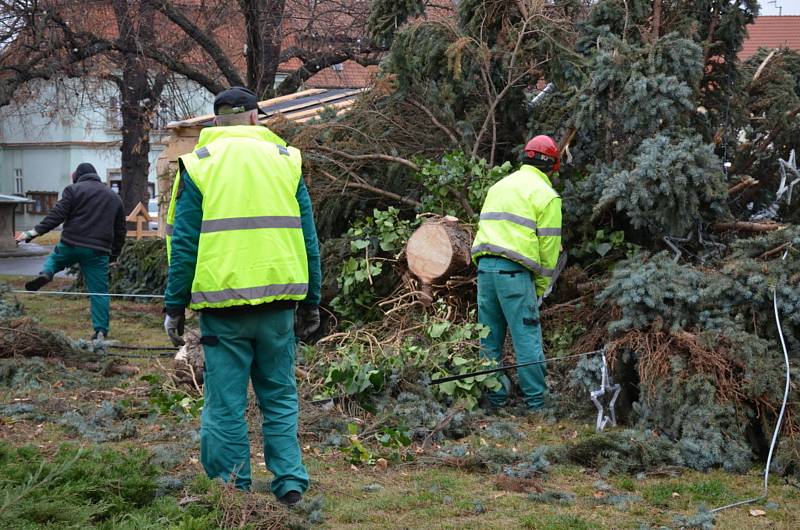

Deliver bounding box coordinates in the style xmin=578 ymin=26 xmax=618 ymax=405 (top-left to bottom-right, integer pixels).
xmin=406 ymin=216 xmax=472 ymax=304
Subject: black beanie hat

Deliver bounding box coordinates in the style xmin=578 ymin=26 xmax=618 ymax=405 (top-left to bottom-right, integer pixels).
xmin=73 ymin=163 xmax=97 ymax=182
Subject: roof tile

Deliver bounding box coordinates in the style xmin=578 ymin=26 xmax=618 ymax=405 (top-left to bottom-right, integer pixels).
xmin=740 ymin=16 xmax=800 ymax=60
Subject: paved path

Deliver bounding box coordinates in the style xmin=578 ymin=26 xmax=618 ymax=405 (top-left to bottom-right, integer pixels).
xmin=0 ymin=253 xmax=72 ymax=278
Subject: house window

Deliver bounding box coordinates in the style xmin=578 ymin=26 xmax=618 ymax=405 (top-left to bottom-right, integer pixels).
xmin=107 ymin=96 xmax=121 ymax=129
xmin=108 ymin=169 xmax=122 ymax=194
xmin=14 ymin=168 xmax=23 ymax=194
xmin=332 ymin=62 xmax=344 ymax=71
xmin=107 ymin=169 xmax=155 ymax=201
xmin=26 ymin=191 xmax=59 ymax=214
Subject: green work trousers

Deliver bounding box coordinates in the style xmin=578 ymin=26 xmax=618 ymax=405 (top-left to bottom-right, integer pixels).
xmin=42 ymin=242 xmax=110 ymax=334
xmin=477 ymin=256 xmax=547 ymax=409
xmin=199 ymin=309 xmax=309 ymax=496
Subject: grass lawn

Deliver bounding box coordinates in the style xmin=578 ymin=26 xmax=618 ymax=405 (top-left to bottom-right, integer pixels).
xmin=1 ymin=275 xmax=176 ymax=345
xmin=1 ymin=279 xmax=799 ymax=529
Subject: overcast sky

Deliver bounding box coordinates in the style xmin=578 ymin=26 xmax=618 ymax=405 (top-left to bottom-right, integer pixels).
xmin=760 ymin=0 xmax=800 ymax=16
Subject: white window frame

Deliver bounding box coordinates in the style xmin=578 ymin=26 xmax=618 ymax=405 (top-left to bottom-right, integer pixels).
xmin=13 ymin=168 xmax=23 ymax=195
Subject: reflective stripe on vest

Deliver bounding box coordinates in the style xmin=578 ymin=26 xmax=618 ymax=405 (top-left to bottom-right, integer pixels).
xmin=191 ymin=283 xmax=308 ymax=305
xmin=201 ymin=215 xmax=301 ymax=233
xmin=536 ymin=227 xmax=561 ymax=236
xmin=168 ymin=125 xmax=307 ymax=310
xmin=470 ymin=243 xmax=555 ymax=277
xmin=480 ymin=212 xmax=538 ymax=231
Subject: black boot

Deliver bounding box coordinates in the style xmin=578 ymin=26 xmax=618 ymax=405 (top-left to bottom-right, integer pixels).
xmin=277 ymin=490 xmax=302 ymax=507
xmin=25 ymin=272 xmax=52 ymax=291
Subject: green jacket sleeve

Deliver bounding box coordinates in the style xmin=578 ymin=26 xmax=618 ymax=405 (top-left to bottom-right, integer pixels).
xmin=164 ymin=171 xmax=202 ymax=313
xmin=534 ymin=196 xmax=562 ymax=297
xmin=297 ymin=178 xmax=322 ymax=305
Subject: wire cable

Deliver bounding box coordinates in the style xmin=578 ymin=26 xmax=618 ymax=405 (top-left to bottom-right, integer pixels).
xmin=108 ymin=344 xmax=178 ymax=351
xmin=11 ymin=290 xmax=164 ymax=299
xmin=711 ymin=257 xmax=792 ymax=513
xmin=429 ymin=349 xmax=605 ymax=385
xmin=102 ymin=350 xmax=176 ymax=359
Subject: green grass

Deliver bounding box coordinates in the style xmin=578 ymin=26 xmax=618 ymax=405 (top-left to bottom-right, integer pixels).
xmin=0 ymin=443 xmax=218 ymax=530
xmin=520 ymin=514 xmax=601 ymax=530
xmin=643 ymin=481 xmax=686 ymax=507
xmin=3 ymin=282 xmax=800 ymax=529
xmin=1 ymin=275 xmax=193 ymax=346
xmin=616 ymin=476 xmax=636 ymax=492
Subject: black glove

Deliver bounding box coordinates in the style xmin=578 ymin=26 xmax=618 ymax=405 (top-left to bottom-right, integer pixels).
xmin=109 ymin=254 xmax=118 ymax=264
xmin=164 ymin=309 xmax=186 ymax=346
xmin=295 ymin=304 xmax=320 ymax=341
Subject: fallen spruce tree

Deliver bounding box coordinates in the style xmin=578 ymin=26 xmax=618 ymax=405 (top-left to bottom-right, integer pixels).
xmin=289 ymin=0 xmax=800 ymax=479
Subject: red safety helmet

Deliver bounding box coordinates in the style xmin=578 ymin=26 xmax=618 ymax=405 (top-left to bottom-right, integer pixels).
xmin=524 ymin=135 xmax=560 ymax=172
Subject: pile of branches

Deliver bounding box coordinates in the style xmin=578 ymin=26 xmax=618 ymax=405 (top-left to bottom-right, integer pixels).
xmin=1 ymin=287 xmax=76 ymax=358
xmin=0 ymin=317 xmax=79 ymax=359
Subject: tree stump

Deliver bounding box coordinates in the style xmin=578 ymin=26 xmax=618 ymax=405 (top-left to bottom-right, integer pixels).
xmin=406 ymin=216 xmax=472 ymax=303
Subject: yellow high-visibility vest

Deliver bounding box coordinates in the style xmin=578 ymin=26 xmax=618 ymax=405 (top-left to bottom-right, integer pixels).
xmin=472 ymin=165 xmax=562 ymax=295
xmin=166 ymin=125 xmax=308 ymax=310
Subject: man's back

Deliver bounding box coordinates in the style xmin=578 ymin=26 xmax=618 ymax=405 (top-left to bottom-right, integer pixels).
xmin=168 ymin=125 xmax=311 ymax=311
xmin=35 ymin=172 xmax=125 ymax=256
xmin=64 ymin=177 xmax=125 ymax=237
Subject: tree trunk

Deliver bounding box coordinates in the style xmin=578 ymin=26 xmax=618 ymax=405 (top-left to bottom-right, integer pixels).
xmin=112 ymin=0 xmax=165 ymax=217
xmin=240 ymin=0 xmax=286 ymax=98
xmin=652 ymin=0 xmax=661 ymax=41
xmin=406 ymin=216 xmax=473 ymax=303
xmin=117 ymin=72 xmax=153 ymax=216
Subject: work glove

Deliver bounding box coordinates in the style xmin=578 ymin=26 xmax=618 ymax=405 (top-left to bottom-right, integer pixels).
xmin=164 ymin=310 xmax=186 ymax=347
xmin=295 ymin=304 xmax=320 ymax=341
xmin=15 ymin=229 xmax=38 ymax=243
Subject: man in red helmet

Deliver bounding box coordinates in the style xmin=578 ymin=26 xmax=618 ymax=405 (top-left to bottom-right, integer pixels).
xmin=471 ymin=135 xmax=562 ymax=412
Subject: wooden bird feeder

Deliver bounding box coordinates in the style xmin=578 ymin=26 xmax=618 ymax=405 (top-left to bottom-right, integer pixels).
xmin=126 ymin=202 xmax=158 ymax=240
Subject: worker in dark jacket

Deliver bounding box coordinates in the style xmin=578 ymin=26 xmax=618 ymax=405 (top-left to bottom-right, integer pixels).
xmin=16 ymin=162 xmax=126 ymax=340
xmin=163 ymin=86 xmax=321 ymax=506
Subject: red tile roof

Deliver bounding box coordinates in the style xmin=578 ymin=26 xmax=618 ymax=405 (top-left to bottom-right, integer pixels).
xmin=303 ymin=60 xmax=376 ymax=89
xmin=740 ymin=16 xmax=800 ymax=60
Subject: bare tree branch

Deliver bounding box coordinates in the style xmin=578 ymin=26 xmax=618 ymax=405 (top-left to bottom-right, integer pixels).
xmin=318 ymin=169 xmax=422 ymax=208
xmin=312 ymin=145 xmax=420 ymax=171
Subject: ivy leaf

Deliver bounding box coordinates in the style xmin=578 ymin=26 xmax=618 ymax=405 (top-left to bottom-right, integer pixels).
xmin=438 ymin=380 xmax=456 ymax=395
xmin=596 ymin=242 xmax=613 ymax=257
xmin=351 ymin=239 xmax=370 ymax=251
xmin=429 ymin=321 xmax=450 ymax=338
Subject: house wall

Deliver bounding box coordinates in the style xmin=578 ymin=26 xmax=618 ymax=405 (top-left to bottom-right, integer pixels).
xmin=0 ymin=77 xmax=212 ymax=230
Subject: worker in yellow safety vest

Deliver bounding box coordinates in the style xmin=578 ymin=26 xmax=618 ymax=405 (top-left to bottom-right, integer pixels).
xmin=471 ymin=135 xmax=562 ymax=412
xmin=163 ymin=86 xmax=321 ymax=507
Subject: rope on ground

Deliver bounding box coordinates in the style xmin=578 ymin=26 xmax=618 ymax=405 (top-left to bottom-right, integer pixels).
xmin=103 ymin=351 xmax=176 ymax=358
xmin=11 ymin=289 xmax=164 ymax=299
xmin=108 ymin=344 xmax=178 ymax=351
